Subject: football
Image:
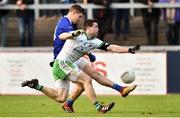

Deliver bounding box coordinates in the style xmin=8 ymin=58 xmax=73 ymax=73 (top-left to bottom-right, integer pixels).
xmin=121 ymin=71 xmax=135 ymax=84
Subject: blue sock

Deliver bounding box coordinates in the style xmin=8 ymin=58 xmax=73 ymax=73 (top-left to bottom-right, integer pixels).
xmin=66 ymin=98 xmax=74 ymax=106
xmin=112 ymin=83 xmax=123 ymax=92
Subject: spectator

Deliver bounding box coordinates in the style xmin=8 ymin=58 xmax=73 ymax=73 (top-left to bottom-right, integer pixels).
xmin=50 ymin=0 xmax=62 ymax=18
xmin=159 ymin=0 xmax=180 ymax=45
xmin=39 ymin=0 xmax=49 ymax=18
xmin=135 ymin=0 xmax=160 ymax=45
xmin=93 ymin=0 xmax=113 ymax=40
xmin=0 ymin=0 xmax=9 ymax=47
xmin=113 ymin=0 xmax=130 ymax=40
xmin=16 ymin=0 xmax=35 ymax=47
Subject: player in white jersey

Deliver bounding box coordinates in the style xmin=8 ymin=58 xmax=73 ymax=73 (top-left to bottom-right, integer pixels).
xmin=60 ymin=19 xmax=140 ymax=113
xmin=21 ymin=19 xmax=140 ymax=113
xmin=57 ymin=31 xmax=104 ymax=63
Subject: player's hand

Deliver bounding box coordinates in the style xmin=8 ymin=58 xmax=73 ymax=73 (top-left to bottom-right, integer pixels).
xmin=88 ymin=53 xmax=96 ymax=62
xmin=128 ymin=44 xmax=141 ymax=54
xmin=72 ymin=30 xmax=84 ymax=37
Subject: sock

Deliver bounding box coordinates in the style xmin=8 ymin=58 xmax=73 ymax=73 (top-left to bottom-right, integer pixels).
xmin=112 ymin=83 xmax=123 ymax=92
xmin=66 ymin=98 xmax=74 ymax=106
xmin=93 ymin=101 xmax=101 ymax=111
xmin=35 ymin=85 xmax=43 ymax=91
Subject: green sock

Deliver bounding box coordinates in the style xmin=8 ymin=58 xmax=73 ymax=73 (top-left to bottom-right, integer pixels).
xmin=93 ymin=101 xmax=101 ymax=111
xmin=35 ymin=85 xmax=43 ymax=91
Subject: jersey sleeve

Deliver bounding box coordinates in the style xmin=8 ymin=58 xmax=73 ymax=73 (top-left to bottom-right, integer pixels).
xmin=91 ymin=38 xmax=105 ymax=48
xmin=55 ymin=18 xmax=74 ymax=37
xmin=92 ymin=38 xmax=111 ymax=51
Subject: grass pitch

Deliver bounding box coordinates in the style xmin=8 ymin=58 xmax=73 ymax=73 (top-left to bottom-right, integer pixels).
xmin=0 ymin=95 xmax=180 ymax=117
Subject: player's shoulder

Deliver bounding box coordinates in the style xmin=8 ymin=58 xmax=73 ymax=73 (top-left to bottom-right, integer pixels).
xmin=92 ymin=37 xmax=103 ymax=42
xmin=58 ymin=17 xmax=71 ymax=26
xmin=90 ymin=37 xmax=104 ymax=45
xmin=57 ymin=17 xmax=72 ymax=28
xmin=74 ymin=34 xmax=86 ymax=43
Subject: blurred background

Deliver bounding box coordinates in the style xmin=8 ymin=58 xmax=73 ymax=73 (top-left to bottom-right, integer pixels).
xmin=0 ymin=0 xmax=179 ymax=47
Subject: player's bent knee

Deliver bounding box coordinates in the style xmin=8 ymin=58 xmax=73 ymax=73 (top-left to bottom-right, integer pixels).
xmin=84 ymin=77 xmax=92 ymax=84
xmin=56 ymin=96 xmax=67 ymax=103
xmin=80 ymin=86 xmax=85 ymax=91
xmin=54 ymin=88 xmax=69 ymax=103
xmin=78 ymin=86 xmax=85 ymax=92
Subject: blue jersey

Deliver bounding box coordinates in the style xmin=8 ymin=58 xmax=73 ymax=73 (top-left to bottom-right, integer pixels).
xmin=53 ymin=16 xmax=76 ymax=59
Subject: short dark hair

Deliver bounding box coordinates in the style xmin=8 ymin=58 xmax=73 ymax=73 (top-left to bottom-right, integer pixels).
xmin=83 ymin=19 xmax=98 ymax=30
xmin=69 ymin=4 xmax=84 ymax=14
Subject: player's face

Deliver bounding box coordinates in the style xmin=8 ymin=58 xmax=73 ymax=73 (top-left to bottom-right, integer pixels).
xmin=90 ymin=22 xmax=99 ymax=37
xmin=72 ymin=11 xmax=83 ymax=24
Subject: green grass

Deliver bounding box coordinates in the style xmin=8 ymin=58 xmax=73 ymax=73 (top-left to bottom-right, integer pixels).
xmin=0 ymin=95 xmax=180 ymax=117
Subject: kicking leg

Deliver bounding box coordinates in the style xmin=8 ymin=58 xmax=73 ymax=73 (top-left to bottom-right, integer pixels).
xmin=83 ymin=63 xmax=137 ymax=97
xmin=64 ymin=59 xmax=136 ymax=112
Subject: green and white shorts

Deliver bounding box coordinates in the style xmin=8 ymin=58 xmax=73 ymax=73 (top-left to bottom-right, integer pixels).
xmin=53 ymin=59 xmax=81 ymax=82
xmin=53 ymin=58 xmax=88 ymax=90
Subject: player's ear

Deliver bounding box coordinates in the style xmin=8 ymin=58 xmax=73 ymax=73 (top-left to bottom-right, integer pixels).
xmin=73 ymin=10 xmax=79 ymax=15
xmin=71 ymin=10 xmax=75 ymax=15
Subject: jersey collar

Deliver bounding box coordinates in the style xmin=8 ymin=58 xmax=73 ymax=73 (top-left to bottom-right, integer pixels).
xmin=64 ymin=15 xmax=72 ymax=25
xmin=84 ymin=32 xmax=94 ymax=40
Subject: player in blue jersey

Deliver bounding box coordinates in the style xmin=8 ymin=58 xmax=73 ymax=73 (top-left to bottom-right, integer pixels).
xmin=52 ymin=4 xmax=84 ymax=60
xmin=50 ymin=4 xmax=95 ymax=66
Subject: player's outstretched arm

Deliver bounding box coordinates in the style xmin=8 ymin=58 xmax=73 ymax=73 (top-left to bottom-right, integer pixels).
xmin=59 ymin=30 xmax=84 ymax=40
xmin=106 ymin=44 xmax=141 ymax=54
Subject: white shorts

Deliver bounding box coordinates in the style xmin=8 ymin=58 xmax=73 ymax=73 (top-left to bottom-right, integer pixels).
xmin=75 ymin=57 xmax=88 ymax=70
xmin=54 ymin=57 xmax=88 ymax=90
xmin=55 ymin=79 xmax=70 ymax=90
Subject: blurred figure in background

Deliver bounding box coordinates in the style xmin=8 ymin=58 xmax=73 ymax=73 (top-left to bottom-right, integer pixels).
xmin=0 ymin=0 xmax=9 ymax=47
xmin=113 ymin=0 xmax=130 ymax=40
xmin=50 ymin=0 xmax=62 ymax=18
xmin=40 ymin=0 xmax=62 ymax=18
xmin=16 ymin=0 xmax=35 ymax=47
xmin=93 ymin=0 xmax=113 ymax=40
xmin=39 ymin=0 xmax=49 ymax=18
xmin=135 ymin=0 xmax=160 ymax=45
xmin=160 ymin=0 xmax=180 ymax=45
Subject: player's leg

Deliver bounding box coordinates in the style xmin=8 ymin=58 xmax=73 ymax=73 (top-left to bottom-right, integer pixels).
xmin=69 ymin=82 xmax=84 ymax=101
xmin=61 ymin=64 xmax=114 ymax=113
xmin=64 ymin=58 xmax=136 ymax=112
xmin=75 ymin=58 xmax=136 ymax=96
xmin=63 ymin=82 xmax=84 ymax=113
xmin=62 ymin=58 xmax=87 ymax=112
xmin=72 ymin=70 xmax=115 ymax=113
xmin=21 ymin=59 xmax=73 ymax=103
xmin=82 ymin=62 xmax=137 ymax=97
xmin=83 ymin=63 xmax=115 ymax=87
xmin=21 ymin=78 xmax=69 ymax=103
xmin=76 ymin=71 xmax=97 ymax=102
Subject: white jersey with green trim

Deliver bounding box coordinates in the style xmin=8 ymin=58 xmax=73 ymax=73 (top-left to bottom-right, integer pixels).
xmin=56 ymin=33 xmax=104 ymax=63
